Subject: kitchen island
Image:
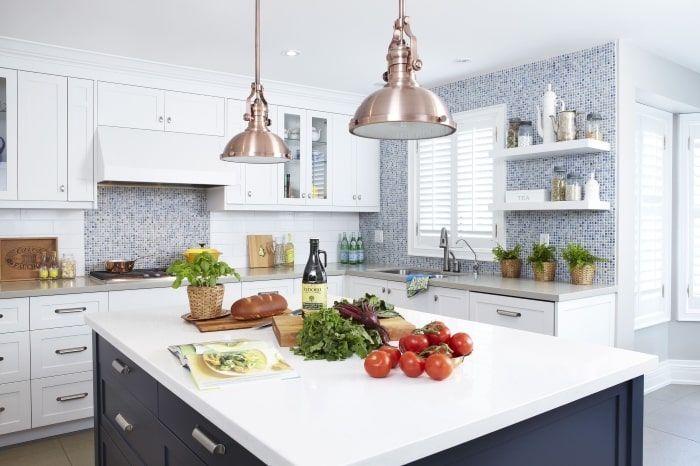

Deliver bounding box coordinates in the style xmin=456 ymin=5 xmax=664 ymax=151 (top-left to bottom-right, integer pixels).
xmin=86 ymin=302 xmax=656 ymax=466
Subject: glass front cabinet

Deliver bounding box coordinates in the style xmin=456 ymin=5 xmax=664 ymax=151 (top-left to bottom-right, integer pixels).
xmin=0 ymin=68 xmax=17 ymax=200
xmin=277 ymin=107 xmax=332 ymax=207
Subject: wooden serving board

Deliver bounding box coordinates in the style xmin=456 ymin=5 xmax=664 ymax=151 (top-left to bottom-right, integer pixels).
xmin=247 ymin=235 xmax=274 ymax=268
xmin=272 ymin=315 xmax=416 ymax=347
xmin=190 ymin=309 xmax=293 ymax=332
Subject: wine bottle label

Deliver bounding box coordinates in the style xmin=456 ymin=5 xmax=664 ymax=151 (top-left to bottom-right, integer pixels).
xmin=302 ymin=283 xmax=328 ymax=312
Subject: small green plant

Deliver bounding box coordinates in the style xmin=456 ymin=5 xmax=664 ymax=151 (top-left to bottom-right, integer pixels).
xmin=166 ymin=252 xmax=240 ymax=288
xmin=492 ymin=243 xmax=522 ymax=261
xmin=527 ymin=243 xmax=557 ymax=272
xmin=561 ymin=243 xmax=607 ymax=272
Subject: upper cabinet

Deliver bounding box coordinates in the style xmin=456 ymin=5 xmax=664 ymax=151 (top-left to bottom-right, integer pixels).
xmin=0 ymin=68 xmax=18 ymax=201
xmin=277 ymin=107 xmax=332 ymax=207
xmin=97 ymin=82 xmax=225 ymax=137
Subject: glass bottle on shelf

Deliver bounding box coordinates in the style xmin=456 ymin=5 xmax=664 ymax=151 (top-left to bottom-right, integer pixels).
xmin=48 ymin=250 xmax=59 ymax=279
xmin=38 ymin=251 xmax=49 ymax=280
xmin=301 ymin=238 xmax=327 ymax=314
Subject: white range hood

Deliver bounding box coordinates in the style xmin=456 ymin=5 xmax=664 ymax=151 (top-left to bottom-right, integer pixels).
xmin=96 ymin=126 xmax=236 ymax=186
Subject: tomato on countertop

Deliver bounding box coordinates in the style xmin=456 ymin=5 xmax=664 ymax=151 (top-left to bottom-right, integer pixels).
xmin=448 ymin=332 xmax=474 ymax=357
xmin=364 ymin=350 xmax=393 ymax=378
xmin=422 ymin=321 xmax=451 ymax=345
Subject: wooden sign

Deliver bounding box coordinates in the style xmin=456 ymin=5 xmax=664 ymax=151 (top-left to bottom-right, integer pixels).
xmin=247 ymin=235 xmax=274 ymax=268
xmin=0 ymin=237 xmax=58 ymax=281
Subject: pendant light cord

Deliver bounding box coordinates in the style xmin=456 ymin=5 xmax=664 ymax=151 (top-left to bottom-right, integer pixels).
xmin=255 ymin=0 xmax=260 ymax=88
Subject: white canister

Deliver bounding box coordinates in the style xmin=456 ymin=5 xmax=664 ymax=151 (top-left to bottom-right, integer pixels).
xmin=585 ymin=172 xmax=600 ymax=202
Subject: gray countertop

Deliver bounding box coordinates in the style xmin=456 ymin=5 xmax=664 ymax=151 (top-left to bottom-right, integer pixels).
xmin=0 ymin=263 xmax=616 ymax=301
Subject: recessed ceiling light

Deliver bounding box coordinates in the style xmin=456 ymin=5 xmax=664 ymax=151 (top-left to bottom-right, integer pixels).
xmin=455 ymin=58 xmax=472 ymax=63
xmin=282 ymin=49 xmax=301 ymax=57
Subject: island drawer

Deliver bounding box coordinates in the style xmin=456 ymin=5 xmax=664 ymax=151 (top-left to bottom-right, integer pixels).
xmin=158 ymin=384 xmax=265 ymax=466
xmin=97 ymin=337 xmax=157 ymax=413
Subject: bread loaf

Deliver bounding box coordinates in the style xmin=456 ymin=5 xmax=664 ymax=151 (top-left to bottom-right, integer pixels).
xmin=230 ymin=293 xmax=288 ymax=321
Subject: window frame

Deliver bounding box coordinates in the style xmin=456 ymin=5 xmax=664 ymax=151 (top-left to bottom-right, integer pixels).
xmin=407 ymin=104 xmax=505 ymax=261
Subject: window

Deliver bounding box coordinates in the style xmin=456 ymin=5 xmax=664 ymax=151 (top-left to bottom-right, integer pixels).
xmin=678 ymin=113 xmax=700 ymax=320
xmin=408 ymin=105 xmax=505 ymax=259
xmin=633 ymin=104 xmax=672 ymax=328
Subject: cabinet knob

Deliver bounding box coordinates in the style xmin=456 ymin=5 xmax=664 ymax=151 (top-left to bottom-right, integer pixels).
xmin=387 ymin=288 xmax=391 ymax=294
xmin=247 ymin=191 xmax=252 ymax=197
xmin=434 ymin=295 xmax=438 ymax=302
xmin=382 ymin=287 xmax=386 ymax=293
xmin=59 ymin=185 xmax=66 ymax=192
xmin=192 ymin=425 xmax=226 ymax=455
xmin=352 ymin=194 xmax=357 ymax=200
xmin=166 ymin=116 xmax=172 ymax=124
xmin=358 ymin=194 xmax=362 ymax=200
xmin=302 ymin=193 xmax=306 ymax=198
xmin=115 ymin=413 xmax=134 ymax=433
xmin=111 ymin=358 xmax=132 ymax=375
xmin=158 ymin=116 xmax=164 ymax=123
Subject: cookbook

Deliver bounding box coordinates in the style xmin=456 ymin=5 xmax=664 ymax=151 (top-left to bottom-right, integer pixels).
xmin=168 ymin=339 xmax=298 ymax=390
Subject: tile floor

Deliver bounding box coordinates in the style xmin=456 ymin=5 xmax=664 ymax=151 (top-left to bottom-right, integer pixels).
xmin=0 ymin=384 xmax=698 ymax=465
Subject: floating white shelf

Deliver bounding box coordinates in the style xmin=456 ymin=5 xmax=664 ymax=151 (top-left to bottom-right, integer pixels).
xmin=492 ymin=139 xmax=611 ymax=161
xmin=491 ymin=199 xmax=611 ymax=211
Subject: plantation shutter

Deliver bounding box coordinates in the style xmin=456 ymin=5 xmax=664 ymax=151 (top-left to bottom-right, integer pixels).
xmin=688 ymin=121 xmax=700 ymax=309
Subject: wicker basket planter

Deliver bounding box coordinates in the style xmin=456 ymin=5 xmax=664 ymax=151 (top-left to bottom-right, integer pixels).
xmin=532 ymin=261 xmax=556 ymax=281
xmin=500 ymin=259 xmax=522 ymax=278
xmin=570 ymin=265 xmax=595 ymax=285
xmin=187 ymin=284 xmax=225 ymax=319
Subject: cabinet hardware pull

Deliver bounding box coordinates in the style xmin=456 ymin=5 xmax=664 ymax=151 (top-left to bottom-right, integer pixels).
xmin=301 ymin=193 xmax=306 ymax=198
xmin=0 ymin=314 xmax=3 ymax=318
xmin=55 ymin=346 xmax=88 ymax=355
xmin=247 ymin=191 xmax=252 ymax=197
xmin=434 ymin=295 xmax=438 ymax=301
xmin=496 ymin=309 xmax=521 ymax=318
xmin=0 ymin=357 xmax=3 ymax=362
xmin=111 ymin=359 xmax=131 ymax=375
xmin=115 ymin=413 xmax=133 ymax=432
xmin=387 ymin=288 xmax=391 ymax=294
xmin=257 ymin=291 xmax=279 ymax=295
xmin=192 ymin=425 xmax=226 ymax=455
xmin=158 ymin=116 xmax=164 ymax=123
xmin=0 ymin=407 xmax=4 ymax=413
xmin=166 ymin=116 xmax=172 ymax=123
xmin=382 ymin=287 xmax=386 ymax=293
xmin=60 ymin=185 xmax=66 ymax=192
xmin=352 ymin=194 xmax=357 ymax=200
xmin=358 ymin=194 xmax=362 ymax=200
xmin=54 ymin=307 xmax=86 ymax=314
xmin=56 ymin=392 xmax=88 ymax=402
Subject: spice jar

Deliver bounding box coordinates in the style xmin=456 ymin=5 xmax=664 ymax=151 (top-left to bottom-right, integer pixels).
xmin=518 ymin=120 xmax=533 ymax=147
xmin=585 ymin=113 xmax=603 ymax=141
xmin=507 ymin=118 xmax=521 ymax=148
xmin=551 ymin=166 xmax=567 ymax=201
xmin=61 ymin=253 xmax=76 ymax=278
xmin=565 ymin=173 xmax=583 ymax=201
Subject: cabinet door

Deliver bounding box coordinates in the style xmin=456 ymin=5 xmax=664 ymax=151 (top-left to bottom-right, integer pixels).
xmin=0 ymin=380 xmax=31 ymax=435
xmin=30 ymin=326 xmax=92 ymax=378
xmin=431 ymin=287 xmax=468 ymax=319
xmin=0 ymin=68 xmax=18 ymax=200
xmin=355 ymin=137 xmax=380 ymax=209
xmin=469 ymin=292 xmax=554 ymax=335
xmin=0 ymin=331 xmax=30 ymax=383
xmin=165 ymin=90 xmax=224 ymax=137
xmin=31 ymin=370 xmax=94 ymax=427
xmin=108 ymin=287 xmax=187 ymax=312
xmin=0 ymin=297 xmax=29 ymax=333
xmin=345 ymin=276 xmax=387 ymax=299
xmin=241 ymin=279 xmax=295 ymax=297
xmin=278 ymin=107 xmax=306 ymax=205
xmin=67 ymin=77 xmax=95 ymax=202
xmin=386 ymin=281 xmax=432 ymax=311
xmin=30 ymin=292 xmax=109 ymax=329
xmin=307 ymin=112 xmax=331 ymax=205
xmin=98 ymin=82 xmax=164 ymax=131
xmin=17 ymin=71 xmax=68 ymax=201
xmin=332 ymin=113 xmax=357 ymax=207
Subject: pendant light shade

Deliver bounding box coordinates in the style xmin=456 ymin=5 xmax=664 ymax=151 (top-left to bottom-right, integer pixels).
xmin=221 ymin=0 xmax=290 ymax=163
xmin=349 ymin=0 xmax=456 ymax=140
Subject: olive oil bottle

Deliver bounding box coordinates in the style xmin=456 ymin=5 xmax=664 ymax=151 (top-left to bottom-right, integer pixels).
xmin=301 ymin=238 xmax=327 ymax=314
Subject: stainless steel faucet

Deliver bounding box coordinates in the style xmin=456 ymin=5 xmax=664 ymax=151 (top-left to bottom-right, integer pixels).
xmin=439 ymin=227 xmax=450 ymax=271
xmin=456 ymin=238 xmax=479 ymax=278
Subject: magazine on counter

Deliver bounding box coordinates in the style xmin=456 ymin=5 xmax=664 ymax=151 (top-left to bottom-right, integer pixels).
xmin=168 ymin=339 xmax=299 ymax=390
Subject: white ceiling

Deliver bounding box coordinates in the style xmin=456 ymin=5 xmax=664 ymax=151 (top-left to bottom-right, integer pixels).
xmin=1 ymin=0 xmax=699 ymax=96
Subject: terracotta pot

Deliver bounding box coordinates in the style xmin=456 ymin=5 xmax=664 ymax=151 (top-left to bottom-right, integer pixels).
xmin=500 ymin=259 xmax=522 ymax=278
xmin=571 ymin=265 xmax=595 ymax=285
xmin=187 ymin=284 xmax=225 ymax=319
xmin=532 ymin=261 xmax=556 ymax=281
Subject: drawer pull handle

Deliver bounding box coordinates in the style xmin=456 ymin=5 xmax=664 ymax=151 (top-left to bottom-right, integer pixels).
xmin=192 ymin=425 xmax=226 ymax=455
xmin=0 ymin=314 xmax=3 ymax=318
xmin=257 ymin=291 xmax=279 ymax=295
xmin=0 ymin=356 xmax=3 ymax=362
xmin=111 ymin=359 xmax=131 ymax=375
xmin=0 ymin=406 xmax=4 ymax=413
xmin=115 ymin=413 xmax=133 ymax=432
xmin=57 ymin=392 xmax=88 ymax=402
xmin=496 ymin=309 xmax=522 ymax=318
xmin=54 ymin=307 xmax=87 ymax=314
xmin=55 ymin=346 xmax=88 ymax=355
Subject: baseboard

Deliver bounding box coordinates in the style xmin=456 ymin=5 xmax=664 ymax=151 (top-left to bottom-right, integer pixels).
xmin=0 ymin=418 xmax=93 ymax=448
xmin=644 ymin=359 xmax=700 ymax=393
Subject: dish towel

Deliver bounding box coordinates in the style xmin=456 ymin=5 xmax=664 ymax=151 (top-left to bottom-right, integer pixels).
xmin=406 ymin=273 xmax=430 ymax=298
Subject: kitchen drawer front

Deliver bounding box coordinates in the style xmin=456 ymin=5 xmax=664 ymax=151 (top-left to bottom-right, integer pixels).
xmin=30 ymin=292 xmax=108 ymax=330
xmin=0 ymin=331 xmax=30 ymax=383
xmin=108 ymin=287 xmax=187 ymax=313
xmin=0 ymin=298 xmax=29 ymax=334
xmin=97 ymin=336 xmax=157 ymax=413
xmin=469 ymin=292 xmax=555 ymax=335
xmin=31 ymin=371 xmax=93 ymax=427
xmin=0 ymin=380 xmax=31 ymax=435
xmin=99 ymin=420 xmax=147 ymax=466
xmin=31 ymin=326 xmax=92 ymax=378
xmin=158 ymin=384 xmax=264 ymax=466
xmin=241 ymin=279 xmax=295 ymax=297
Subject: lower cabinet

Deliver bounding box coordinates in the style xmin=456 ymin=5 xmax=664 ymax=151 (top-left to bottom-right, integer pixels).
xmin=95 ymin=335 xmax=264 ymax=466
xmin=0 ymin=380 xmax=31 ymax=435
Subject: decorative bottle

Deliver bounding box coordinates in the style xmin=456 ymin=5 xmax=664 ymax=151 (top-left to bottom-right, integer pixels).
xmin=340 ymin=233 xmax=349 ymax=264
xmin=285 ymin=233 xmax=295 ymax=265
xmin=39 ymin=251 xmax=49 ymax=280
xmin=48 ymin=251 xmax=59 ymax=279
xmin=356 ymin=233 xmax=365 ymax=264
xmin=585 ymin=171 xmax=600 ymax=202
xmin=348 ymin=233 xmax=358 ymax=265
xmin=301 ymin=239 xmax=327 ymax=314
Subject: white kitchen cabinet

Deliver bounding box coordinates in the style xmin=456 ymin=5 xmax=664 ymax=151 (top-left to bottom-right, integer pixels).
xmin=0 ymin=297 xmax=30 ymax=436
xmin=29 ymin=292 xmax=108 ymax=329
xmin=0 ymin=331 xmax=30 ymax=384
xmin=0 ymin=297 xmax=29 ymax=334
xmin=469 ymin=292 xmax=555 ymax=335
xmin=67 ymin=77 xmax=95 ymax=202
xmin=97 ymin=82 xmax=225 ymax=136
xmin=30 ymin=326 xmax=92 ymax=378
xmin=332 ymin=114 xmax=380 ymax=211
xmin=431 ymin=287 xmax=469 ymax=320
xmin=0 ymin=380 xmax=31 ymax=435
xmin=241 ymin=279 xmax=296 ymax=297
xmin=30 ymin=370 xmax=93 ymax=428
xmin=0 ymin=68 xmax=18 ymax=200
xmin=345 ymin=275 xmax=456 ymax=314
xmin=108 ymin=286 xmax=189 ymax=312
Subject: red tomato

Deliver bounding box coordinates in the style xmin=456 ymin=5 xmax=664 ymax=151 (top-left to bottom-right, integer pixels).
xmin=378 ymin=345 xmax=401 ymax=368
xmin=425 ymin=353 xmax=453 ymax=381
xmin=364 ymin=350 xmax=392 ymax=378
xmin=399 ymin=333 xmax=430 ymax=353
xmin=399 ymin=351 xmax=425 ymax=378
xmin=423 ymin=321 xmax=451 ymax=345
xmin=448 ymin=332 xmax=474 ymax=357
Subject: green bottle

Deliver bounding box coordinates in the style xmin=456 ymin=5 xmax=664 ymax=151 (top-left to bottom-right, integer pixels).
xmin=340 ymin=233 xmax=349 ymax=264
xmin=349 ymin=232 xmax=358 ymax=264
xmin=357 ymin=233 xmax=365 ymax=264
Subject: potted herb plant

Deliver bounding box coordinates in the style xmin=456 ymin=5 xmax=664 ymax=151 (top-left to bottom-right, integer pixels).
xmin=561 ymin=242 xmax=607 ymax=285
xmin=166 ymin=251 xmax=240 ymax=319
xmin=492 ymin=243 xmax=522 ymax=278
xmin=527 ymin=242 xmax=557 ymax=281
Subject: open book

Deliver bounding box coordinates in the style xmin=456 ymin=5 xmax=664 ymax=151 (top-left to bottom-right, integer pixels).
xmin=168 ymin=339 xmax=298 ymax=390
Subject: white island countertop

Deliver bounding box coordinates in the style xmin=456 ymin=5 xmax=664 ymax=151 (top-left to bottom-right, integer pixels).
xmin=86 ymin=303 xmax=657 ymax=466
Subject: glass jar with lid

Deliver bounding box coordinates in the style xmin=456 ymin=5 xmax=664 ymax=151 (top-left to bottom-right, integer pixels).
xmin=507 ymin=118 xmax=521 ymax=148
xmin=518 ymin=120 xmax=533 ymax=147
xmin=551 ymin=166 xmax=567 ymax=201
xmin=585 ymin=113 xmax=603 ymax=141
xmin=565 ymin=173 xmax=583 ymax=201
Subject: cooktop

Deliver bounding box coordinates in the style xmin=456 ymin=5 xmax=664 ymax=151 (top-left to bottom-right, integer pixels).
xmin=89 ymin=268 xmax=173 ymax=282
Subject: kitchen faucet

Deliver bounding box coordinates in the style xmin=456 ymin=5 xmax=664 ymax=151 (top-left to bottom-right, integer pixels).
xmin=455 ymin=238 xmax=479 ymax=278
xmin=439 ymin=227 xmax=450 ymax=271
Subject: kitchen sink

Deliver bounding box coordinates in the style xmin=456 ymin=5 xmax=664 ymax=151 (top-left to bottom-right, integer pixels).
xmin=373 ymin=268 xmax=452 ymax=279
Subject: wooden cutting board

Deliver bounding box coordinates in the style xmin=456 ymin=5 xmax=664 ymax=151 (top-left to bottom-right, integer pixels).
xmin=272 ymin=315 xmax=416 ymax=347
xmin=188 ymin=309 xmax=293 ymax=332
xmin=247 ymin=235 xmax=274 ymax=268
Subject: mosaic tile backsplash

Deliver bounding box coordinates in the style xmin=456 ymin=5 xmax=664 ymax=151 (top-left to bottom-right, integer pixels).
xmin=360 ymin=42 xmax=616 ymax=284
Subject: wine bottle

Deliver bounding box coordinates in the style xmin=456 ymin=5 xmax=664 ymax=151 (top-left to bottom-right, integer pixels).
xmin=302 ymin=238 xmax=327 ymax=314
xmin=340 ymin=232 xmax=349 ymax=264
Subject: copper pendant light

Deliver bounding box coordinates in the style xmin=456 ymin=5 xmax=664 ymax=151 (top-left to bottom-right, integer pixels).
xmin=349 ymin=0 xmax=456 ymax=140
xmin=221 ymin=0 xmax=291 ymax=163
